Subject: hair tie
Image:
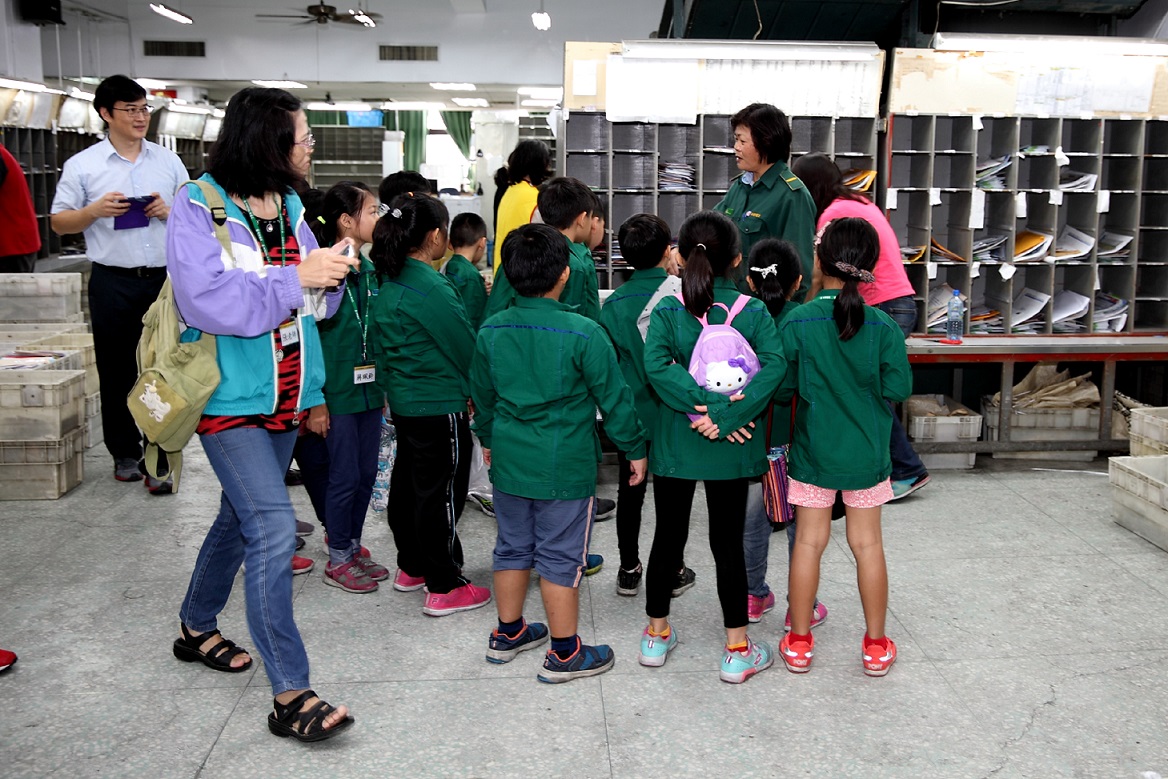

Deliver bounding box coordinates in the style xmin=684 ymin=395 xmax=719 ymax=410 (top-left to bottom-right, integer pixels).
xmin=695 ymin=243 xmax=707 ymax=251
xmin=835 ymin=262 xmax=875 ymax=284
xmin=750 ymin=264 xmax=778 ymax=278
xmin=316 ymin=215 xmax=326 ymax=224
xmin=390 ymin=207 xmax=402 ymax=219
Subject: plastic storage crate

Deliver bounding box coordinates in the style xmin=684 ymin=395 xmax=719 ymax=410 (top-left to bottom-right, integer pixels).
xmin=0 ymin=426 xmax=85 ymax=500
xmin=83 ymin=391 xmax=102 ymax=448
xmin=1 ymin=348 xmax=84 ymax=374
xmin=0 ymin=370 xmax=86 ymax=441
xmin=1109 ymin=455 xmax=1168 ymax=553
xmin=0 ymin=273 xmax=82 ymax=323
xmin=0 ymin=322 xmax=87 ymax=335
xmin=981 ymin=400 xmax=1100 ymax=461
xmin=25 ymin=333 xmax=98 ymax=393
xmin=907 ymin=395 xmax=982 ymax=469
xmin=1129 ymin=408 xmax=1168 ymax=456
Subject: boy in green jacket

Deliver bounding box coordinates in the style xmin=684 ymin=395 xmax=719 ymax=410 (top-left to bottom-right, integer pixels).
xmin=472 ymin=223 xmax=648 ymax=683
xmin=483 ymin=177 xmax=601 ymax=323
xmin=444 ymin=212 xmax=489 ymax=329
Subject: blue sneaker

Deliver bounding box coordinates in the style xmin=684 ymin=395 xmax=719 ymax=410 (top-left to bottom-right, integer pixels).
xmin=638 ymin=626 xmax=678 ymax=667
xmin=584 ymin=553 xmax=604 ymax=576
xmin=720 ymin=638 xmax=774 ymax=684
xmin=485 ymin=620 xmax=549 ymax=664
xmin=537 ymin=639 xmax=615 ymax=683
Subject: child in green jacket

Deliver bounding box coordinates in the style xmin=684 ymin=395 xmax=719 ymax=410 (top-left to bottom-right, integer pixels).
xmin=776 ymin=217 xmax=912 ymax=678
xmin=472 ymin=223 xmax=648 ymax=684
xmin=370 ymin=194 xmax=491 ymax=617
xmin=639 ymin=210 xmax=787 ymax=684
xmin=444 ymin=213 xmax=489 ymax=329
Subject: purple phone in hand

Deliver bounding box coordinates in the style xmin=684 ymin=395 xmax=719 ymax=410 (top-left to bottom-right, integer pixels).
xmin=113 ymin=195 xmax=154 ymax=230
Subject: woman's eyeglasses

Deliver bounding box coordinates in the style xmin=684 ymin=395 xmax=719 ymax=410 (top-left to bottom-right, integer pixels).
xmin=295 ymin=134 xmax=316 ymax=149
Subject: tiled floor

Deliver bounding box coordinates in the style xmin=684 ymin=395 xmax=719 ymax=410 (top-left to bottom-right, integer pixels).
xmin=2 ymin=446 xmax=1166 ymax=778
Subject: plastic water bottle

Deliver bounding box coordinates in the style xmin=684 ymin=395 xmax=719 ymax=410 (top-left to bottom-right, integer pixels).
xmin=946 ymin=289 xmax=964 ymax=343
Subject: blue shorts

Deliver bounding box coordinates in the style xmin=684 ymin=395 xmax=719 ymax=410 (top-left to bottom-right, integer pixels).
xmin=492 ymin=489 xmax=595 ymax=588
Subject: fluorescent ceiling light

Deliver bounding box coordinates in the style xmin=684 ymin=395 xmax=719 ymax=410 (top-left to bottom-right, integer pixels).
xmin=135 ymin=78 xmax=168 ymax=90
xmin=517 ymin=86 xmax=562 ymax=100
xmin=521 ymin=98 xmax=558 ymax=108
xmin=431 ymin=82 xmax=477 ymax=91
xmin=621 ymin=39 xmax=880 ymax=62
xmin=931 ymin=32 xmax=1168 ymax=56
xmin=306 ymin=101 xmax=373 ymax=111
xmin=380 ymin=101 xmax=445 ymax=111
xmin=452 ymin=97 xmax=489 ymax=108
xmin=252 ymin=80 xmax=308 ymax=89
xmin=165 ymin=103 xmax=212 ymax=114
xmin=149 ymin=3 xmax=194 ymax=24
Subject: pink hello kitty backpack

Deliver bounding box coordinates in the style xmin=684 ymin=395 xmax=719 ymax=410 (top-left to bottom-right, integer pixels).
xmin=675 ymin=293 xmax=761 ymax=421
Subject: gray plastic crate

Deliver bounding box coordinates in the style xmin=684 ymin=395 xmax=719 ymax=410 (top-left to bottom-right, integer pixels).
xmin=0 ymin=370 xmax=86 ymax=441
xmin=0 ymin=426 xmax=85 ymax=500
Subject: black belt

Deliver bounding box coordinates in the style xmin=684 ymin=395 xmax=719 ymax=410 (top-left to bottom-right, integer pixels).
xmin=95 ymin=263 xmax=167 ymax=279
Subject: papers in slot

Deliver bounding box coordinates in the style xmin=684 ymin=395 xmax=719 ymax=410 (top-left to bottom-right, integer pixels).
xmin=842 ymin=169 xmax=876 ymax=192
xmin=1013 ymin=230 xmax=1054 ymax=263
xmin=1058 ymin=169 xmax=1098 ymax=191
xmin=1052 ymin=225 xmax=1095 ymax=261
xmin=972 ymin=234 xmax=1008 ymax=263
xmin=1096 ymin=231 xmax=1133 ymax=261
xmin=929 ymin=237 xmax=966 ymax=262
xmin=975 ymin=155 xmax=1012 ymax=190
xmin=1011 ymin=287 xmax=1051 ymax=328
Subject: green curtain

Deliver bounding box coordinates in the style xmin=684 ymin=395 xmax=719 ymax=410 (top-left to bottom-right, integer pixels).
xmin=305 ymin=109 xmax=348 ymax=126
xmin=440 ymin=111 xmax=472 ymax=158
xmin=384 ymin=111 xmax=427 ymax=171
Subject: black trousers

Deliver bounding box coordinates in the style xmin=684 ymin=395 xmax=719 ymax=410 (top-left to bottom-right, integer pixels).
xmin=646 ymin=475 xmax=749 ymax=629
xmin=0 ymin=253 xmax=37 ymax=273
xmin=89 ymin=263 xmax=166 ymax=462
xmin=616 ymin=446 xmax=650 ymax=570
xmin=387 ymin=412 xmax=472 ymax=594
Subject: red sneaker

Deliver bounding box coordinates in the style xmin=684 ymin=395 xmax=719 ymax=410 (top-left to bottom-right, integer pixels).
xmin=862 ymin=636 xmax=897 ymax=677
xmin=352 ymin=550 xmax=390 ymax=582
xmin=422 ymin=583 xmax=491 ymax=616
xmin=324 ymin=559 xmax=379 ymax=593
xmin=392 ymin=569 xmax=426 ymax=592
xmin=0 ymin=648 xmax=16 ymax=672
xmin=291 ymin=555 xmax=315 ymax=576
xmin=779 ymin=631 xmax=814 ymax=673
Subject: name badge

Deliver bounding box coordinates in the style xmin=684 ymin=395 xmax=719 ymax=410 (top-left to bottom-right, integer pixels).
xmin=354 ymin=365 xmax=376 ymax=385
xmin=279 ymin=323 xmax=300 ymax=347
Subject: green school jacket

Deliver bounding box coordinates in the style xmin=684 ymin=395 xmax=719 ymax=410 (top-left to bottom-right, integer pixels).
xmin=443 ymin=253 xmax=488 ymax=330
xmin=316 ymin=254 xmax=383 ymax=415
xmin=764 ymin=298 xmax=801 ymax=447
xmin=598 ymin=267 xmax=669 ymax=442
xmin=643 ymin=278 xmax=786 ymax=480
xmin=471 ymin=296 xmax=647 ymax=500
xmin=714 ymin=161 xmax=817 ymax=299
xmin=776 ymin=289 xmax=913 ymax=490
xmin=372 ymin=257 xmax=475 ymax=417
xmin=483 ymin=236 xmax=601 ymax=323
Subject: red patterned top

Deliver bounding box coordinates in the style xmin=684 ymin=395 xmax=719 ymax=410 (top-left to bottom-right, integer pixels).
xmin=197 ymin=206 xmax=304 ymax=435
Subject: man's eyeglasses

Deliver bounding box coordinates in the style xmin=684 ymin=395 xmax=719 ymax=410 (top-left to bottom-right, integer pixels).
xmin=295 ymin=134 xmax=316 ymax=149
xmin=111 ymin=105 xmax=154 ymax=117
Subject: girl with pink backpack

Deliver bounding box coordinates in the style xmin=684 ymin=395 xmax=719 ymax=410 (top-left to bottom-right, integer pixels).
xmin=637 ymin=210 xmax=787 ymax=683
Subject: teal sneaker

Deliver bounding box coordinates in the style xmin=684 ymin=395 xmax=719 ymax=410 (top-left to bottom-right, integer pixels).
xmin=638 ymin=626 xmax=678 ymax=667
xmin=485 ymin=620 xmax=549 ymax=664
xmin=720 ymin=638 xmax=774 ymax=684
xmin=537 ymin=639 xmax=615 ymax=683
xmin=584 ymin=553 xmax=604 ymax=576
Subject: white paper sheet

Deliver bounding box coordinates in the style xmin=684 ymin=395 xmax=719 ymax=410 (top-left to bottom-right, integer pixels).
xmin=1011 ymin=287 xmax=1051 ymax=324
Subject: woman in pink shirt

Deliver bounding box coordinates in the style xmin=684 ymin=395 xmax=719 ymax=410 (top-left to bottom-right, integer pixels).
xmin=792 ymin=153 xmax=930 ymax=500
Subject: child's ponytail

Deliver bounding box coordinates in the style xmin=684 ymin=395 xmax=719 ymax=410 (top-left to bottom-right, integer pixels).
xmin=370 ymin=194 xmax=450 ymax=279
xmin=747 ymin=238 xmax=803 ymax=319
xmin=677 ymin=210 xmax=741 ymax=318
xmin=816 ymin=217 xmax=879 ymax=341
xmin=310 ymin=180 xmax=371 ymax=248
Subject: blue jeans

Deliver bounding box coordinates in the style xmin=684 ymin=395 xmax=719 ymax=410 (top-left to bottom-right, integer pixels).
xmin=322 ymin=408 xmax=382 ymax=565
xmin=877 ymin=296 xmax=928 ymax=482
xmin=743 ymin=482 xmax=771 ymax=598
xmin=179 ymin=427 xmax=310 ymax=697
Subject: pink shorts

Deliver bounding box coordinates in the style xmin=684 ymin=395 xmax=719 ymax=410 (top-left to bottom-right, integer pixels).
xmin=788 ymin=478 xmax=893 ymax=509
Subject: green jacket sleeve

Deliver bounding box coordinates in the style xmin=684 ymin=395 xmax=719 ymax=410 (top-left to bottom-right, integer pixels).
xmin=469 ymin=331 xmax=496 ymax=448
xmin=578 ymin=263 xmax=601 ymax=322
xmin=461 ymin=273 xmax=488 ymax=330
xmin=643 ymin=305 xmax=732 ymax=418
xmin=879 ymin=318 xmax=913 ymax=403
xmin=708 ymin=305 xmax=787 ymax=435
xmin=421 ymin=281 xmax=477 ymax=379
xmin=774 ymin=321 xmax=799 ymax=403
xmin=773 ymin=189 xmax=817 ymax=301
xmin=581 ymin=326 xmax=647 ymax=460
xmin=483 ymin=266 xmax=517 ymax=322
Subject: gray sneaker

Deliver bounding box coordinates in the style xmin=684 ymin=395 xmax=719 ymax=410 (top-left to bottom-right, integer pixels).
xmin=114 ymin=458 xmax=143 ymax=482
xmin=145 ymin=473 xmax=173 ymax=495
xmin=672 ymin=565 xmax=697 ymax=597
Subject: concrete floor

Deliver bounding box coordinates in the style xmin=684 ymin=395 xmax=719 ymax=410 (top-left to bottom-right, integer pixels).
xmin=2 ymin=445 xmax=1166 ymax=778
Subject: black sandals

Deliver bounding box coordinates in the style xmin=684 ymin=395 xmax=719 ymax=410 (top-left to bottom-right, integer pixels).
xmin=172 ymin=624 xmax=253 ymax=673
xmin=267 ymin=689 xmax=354 ymax=743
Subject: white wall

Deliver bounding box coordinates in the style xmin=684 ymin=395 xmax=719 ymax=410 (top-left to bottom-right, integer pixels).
xmin=0 ymin=0 xmax=44 ymax=81
xmin=39 ymin=0 xmax=662 ymax=86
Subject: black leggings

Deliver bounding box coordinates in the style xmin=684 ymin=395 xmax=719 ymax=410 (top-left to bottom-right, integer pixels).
xmin=645 ymin=475 xmax=749 ymax=628
xmin=616 ymin=447 xmax=649 ymax=570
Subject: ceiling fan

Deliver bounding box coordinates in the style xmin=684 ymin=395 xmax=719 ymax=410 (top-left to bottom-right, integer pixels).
xmin=256 ymin=4 xmax=381 ymax=27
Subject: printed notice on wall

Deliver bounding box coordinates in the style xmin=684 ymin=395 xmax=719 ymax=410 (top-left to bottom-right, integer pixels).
xmin=606 ymin=56 xmax=700 ymax=124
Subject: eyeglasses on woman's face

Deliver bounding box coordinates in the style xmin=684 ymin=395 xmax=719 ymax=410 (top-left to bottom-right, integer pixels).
xmin=294 ymin=133 xmax=316 ymax=149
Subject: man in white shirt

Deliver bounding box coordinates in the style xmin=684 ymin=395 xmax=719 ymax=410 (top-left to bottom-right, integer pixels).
xmin=51 ymin=75 xmax=189 ymax=493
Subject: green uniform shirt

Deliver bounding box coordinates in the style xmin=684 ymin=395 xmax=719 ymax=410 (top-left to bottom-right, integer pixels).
xmin=471 ymin=296 xmax=647 ymax=500
xmin=372 ymin=258 xmax=475 ymax=417
xmin=317 ymin=255 xmax=382 ymax=415
xmin=715 ymin=161 xmax=817 ymax=299
xmin=443 ymin=253 xmax=488 ymax=329
xmin=644 ymin=278 xmax=786 ymax=480
xmin=776 ymin=289 xmax=913 ymax=490
xmin=484 ymin=236 xmax=601 ymax=323
xmin=598 ymin=267 xmax=668 ymax=441
xmin=764 ymin=299 xmax=800 ymax=448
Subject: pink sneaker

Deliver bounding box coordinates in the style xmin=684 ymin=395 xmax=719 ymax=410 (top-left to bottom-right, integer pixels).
xmin=784 ymin=601 xmax=828 ymax=632
xmin=392 ymin=569 xmax=426 ymax=592
xmin=422 ymin=583 xmax=491 ymax=616
xmin=353 ymin=550 xmax=390 ymax=582
xmin=747 ymin=592 xmax=776 ymax=624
